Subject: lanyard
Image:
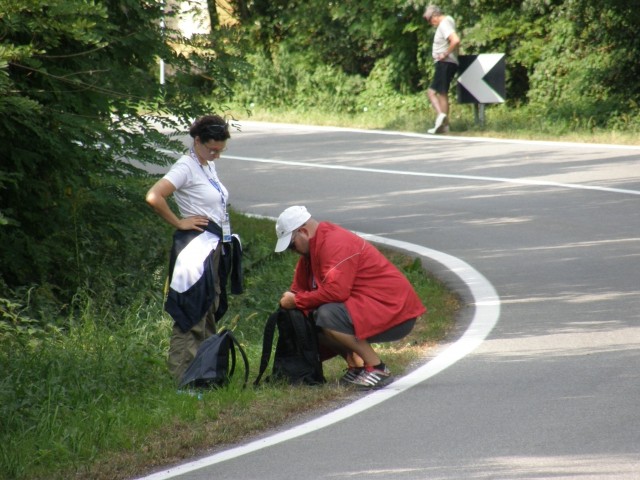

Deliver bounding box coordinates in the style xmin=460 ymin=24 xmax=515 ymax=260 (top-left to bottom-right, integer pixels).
xmin=189 ymin=148 xmax=227 ymax=213
xmin=189 ymin=148 xmax=232 ymax=242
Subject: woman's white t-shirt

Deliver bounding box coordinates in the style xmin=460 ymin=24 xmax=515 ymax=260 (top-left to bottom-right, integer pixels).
xmin=163 ymin=154 xmax=229 ymax=225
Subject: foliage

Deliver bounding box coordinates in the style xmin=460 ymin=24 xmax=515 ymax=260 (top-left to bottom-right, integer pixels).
xmin=3 ymin=0 xmax=639 ymax=320
xmin=235 ymin=0 xmax=430 ymax=91
xmin=527 ymin=0 xmax=640 ymax=125
xmin=227 ymin=0 xmax=639 ymax=128
xmin=233 ymin=47 xmax=365 ymax=113
xmin=0 ymin=0 xmax=248 ymax=317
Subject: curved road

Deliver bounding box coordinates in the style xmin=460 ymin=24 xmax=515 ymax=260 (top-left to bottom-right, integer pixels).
xmin=140 ymin=123 xmax=640 ymax=479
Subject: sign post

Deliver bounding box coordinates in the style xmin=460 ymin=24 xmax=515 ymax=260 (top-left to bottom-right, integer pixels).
xmin=457 ymin=54 xmax=506 ymax=126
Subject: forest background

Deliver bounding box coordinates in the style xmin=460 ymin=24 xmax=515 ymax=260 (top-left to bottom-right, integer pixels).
xmin=3 ymin=0 xmax=639 ymax=320
xmin=1 ymin=0 xmax=639 ymax=478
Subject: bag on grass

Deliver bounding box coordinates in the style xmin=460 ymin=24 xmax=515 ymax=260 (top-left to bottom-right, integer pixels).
xmin=179 ymin=329 xmax=249 ymax=389
xmin=254 ymin=308 xmax=325 ymax=386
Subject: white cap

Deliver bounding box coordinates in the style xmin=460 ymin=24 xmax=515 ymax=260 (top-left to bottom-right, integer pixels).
xmin=274 ymin=206 xmax=311 ymax=252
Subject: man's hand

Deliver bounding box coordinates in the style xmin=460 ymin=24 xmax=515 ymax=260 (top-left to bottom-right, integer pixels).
xmin=279 ymin=291 xmax=297 ymax=309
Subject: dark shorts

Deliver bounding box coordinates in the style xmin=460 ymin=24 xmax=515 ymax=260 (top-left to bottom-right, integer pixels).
xmin=429 ymin=61 xmax=458 ymax=94
xmin=313 ymin=303 xmax=416 ymax=343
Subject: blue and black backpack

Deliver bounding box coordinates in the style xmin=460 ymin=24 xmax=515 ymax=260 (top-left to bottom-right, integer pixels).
xmin=179 ymin=329 xmax=249 ymax=390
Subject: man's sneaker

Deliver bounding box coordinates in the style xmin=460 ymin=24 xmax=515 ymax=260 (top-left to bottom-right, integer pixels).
xmin=434 ymin=113 xmax=447 ymax=130
xmin=340 ymin=366 xmax=364 ymax=385
xmin=350 ymin=365 xmax=393 ymax=389
xmin=428 ymin=117 xmax=448 ymax=135
xmin=428 ymin=125 xmax=447 ymax=134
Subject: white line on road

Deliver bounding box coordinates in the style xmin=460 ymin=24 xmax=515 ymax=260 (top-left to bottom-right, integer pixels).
xmin=233 ymin=120 xmax=640 ymax=151
xmin=136 ymin=236 xmax=500 ymax=480
xmin=227 ymin=155 xmax=640 ymax=197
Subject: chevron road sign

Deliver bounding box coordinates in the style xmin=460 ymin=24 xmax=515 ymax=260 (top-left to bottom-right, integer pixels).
xmin=457 ymin=54 xmax=506 ymax=104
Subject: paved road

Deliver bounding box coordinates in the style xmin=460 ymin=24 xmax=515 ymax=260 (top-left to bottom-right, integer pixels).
xmin=140 ymin=123 xmax=640 ymax=480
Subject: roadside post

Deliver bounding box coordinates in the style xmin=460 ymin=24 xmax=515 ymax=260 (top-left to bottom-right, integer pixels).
xmin=457 ymin=53 xmax=506 ymax=126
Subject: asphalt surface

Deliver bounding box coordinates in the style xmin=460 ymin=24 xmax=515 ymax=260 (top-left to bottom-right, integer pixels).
xmin=138 ymin=122 xmax=640 ymax=480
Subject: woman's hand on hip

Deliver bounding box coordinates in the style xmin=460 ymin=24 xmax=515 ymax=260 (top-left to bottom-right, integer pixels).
xmin=179 ymin=215 xmax=209 ymax=232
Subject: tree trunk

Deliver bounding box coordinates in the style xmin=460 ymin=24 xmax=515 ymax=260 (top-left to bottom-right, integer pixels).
xmin=207 ymin=0 xmax=219 ymax=28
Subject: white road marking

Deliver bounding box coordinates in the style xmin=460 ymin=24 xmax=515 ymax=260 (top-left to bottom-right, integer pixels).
xmin=227 ymin=156 xmax=640 ymax=196
xmin=136 ymin=237 xmax=500 ymax=480
xmin=232 ymin=120 xmax=640 ymax=151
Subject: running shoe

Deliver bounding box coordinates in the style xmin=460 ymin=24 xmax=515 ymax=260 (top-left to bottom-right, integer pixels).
xmin=434 ymin=113 xmax=447 ymax=130
xmin=340 ymin=366 xmax=364 ymax=385
xmin=428 ymin=121 xmax=448 ymax=135
xmin=350 ymin=365 xmax=393 ymax=389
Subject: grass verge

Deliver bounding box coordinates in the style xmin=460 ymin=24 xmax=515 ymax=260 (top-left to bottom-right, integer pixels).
xmin=0 ymin=211 xmax=459 ymax=480
xmin=238 ymin=103 xmax=640 ymax=146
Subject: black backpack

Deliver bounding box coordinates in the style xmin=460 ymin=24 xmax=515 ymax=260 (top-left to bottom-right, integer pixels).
xmin=254 ymin=308 xmax=325 ymax=386
xmin=179 ymin=329 xmax=250 ymax=390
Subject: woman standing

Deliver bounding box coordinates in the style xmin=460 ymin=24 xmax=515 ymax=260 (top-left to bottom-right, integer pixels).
xmin=146 ymin=115 xmax=242 ymax=383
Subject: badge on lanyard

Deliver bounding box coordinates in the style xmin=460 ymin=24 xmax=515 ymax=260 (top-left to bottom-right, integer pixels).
xmin=221 ymin=213 xmax=232 ymax=243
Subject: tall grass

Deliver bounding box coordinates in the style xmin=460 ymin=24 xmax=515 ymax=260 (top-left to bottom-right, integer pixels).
xmin=241 ymin=100 xmax=640 ymax=146
xmin=0 ymin=211 xmax=459 ymax=480
xmin=0 ymin=297 xmax=173 ymax=479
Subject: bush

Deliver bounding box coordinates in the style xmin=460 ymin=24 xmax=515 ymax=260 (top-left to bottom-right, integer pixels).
xmin=233 ymin=47 xmax=364 ymax=113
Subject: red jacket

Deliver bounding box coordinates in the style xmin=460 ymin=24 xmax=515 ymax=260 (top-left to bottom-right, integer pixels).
xmin=291 ymin=222 xmax=427 ymax=340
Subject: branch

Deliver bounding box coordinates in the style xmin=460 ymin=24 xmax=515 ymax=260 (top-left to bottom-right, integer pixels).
xmin=9 ymin=62 xmax=150 ymax=101
xmin=35 ymin=43 xmax=110 ymax=59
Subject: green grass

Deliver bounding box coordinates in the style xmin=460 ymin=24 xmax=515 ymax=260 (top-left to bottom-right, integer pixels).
xmin=0 ymin=211 xmax=459 ymax=480
xmin=239 ymin=102 xmax=640 ymax=146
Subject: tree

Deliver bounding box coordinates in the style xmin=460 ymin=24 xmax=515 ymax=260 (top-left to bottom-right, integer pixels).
xmin=527 ymin=0 xmax=640 ymax=123
xmin=230 ymin=0 xmax=639 ymax=124
xmin=0 ymin=0 xmax=244 ymax=313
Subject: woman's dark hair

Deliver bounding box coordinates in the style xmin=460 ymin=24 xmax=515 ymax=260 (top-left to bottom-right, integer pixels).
xmin=189 ymin=115 xmax=231 ymax=142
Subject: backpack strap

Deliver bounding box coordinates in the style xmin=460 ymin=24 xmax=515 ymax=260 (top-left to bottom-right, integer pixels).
xmin=253 ymin=308 xmax=280 ymax=386
xmin=217 ymin=329 xmax=250 ymax=388
xmin=228 ymin=330 xmax=250 ymax=388
xmin=227 ymin=332 xmax=237 ymax=379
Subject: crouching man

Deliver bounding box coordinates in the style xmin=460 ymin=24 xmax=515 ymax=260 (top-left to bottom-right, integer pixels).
xmin=274 ymin=206 xmax=427 ymax=389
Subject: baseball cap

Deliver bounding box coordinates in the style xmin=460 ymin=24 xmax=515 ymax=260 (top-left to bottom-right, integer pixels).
xmin=274 ymin=206 xmax=311 ymax=252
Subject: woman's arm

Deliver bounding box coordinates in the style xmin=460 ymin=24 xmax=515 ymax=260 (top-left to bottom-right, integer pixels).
xmin=145 ymin=178 xmax=208 ymax=231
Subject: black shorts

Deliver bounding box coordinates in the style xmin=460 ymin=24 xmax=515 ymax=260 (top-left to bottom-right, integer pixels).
xmin=313 ymin=303 xmax=416 ymax=343
xmin=429 ymin=61 xmax=458 ymax=94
